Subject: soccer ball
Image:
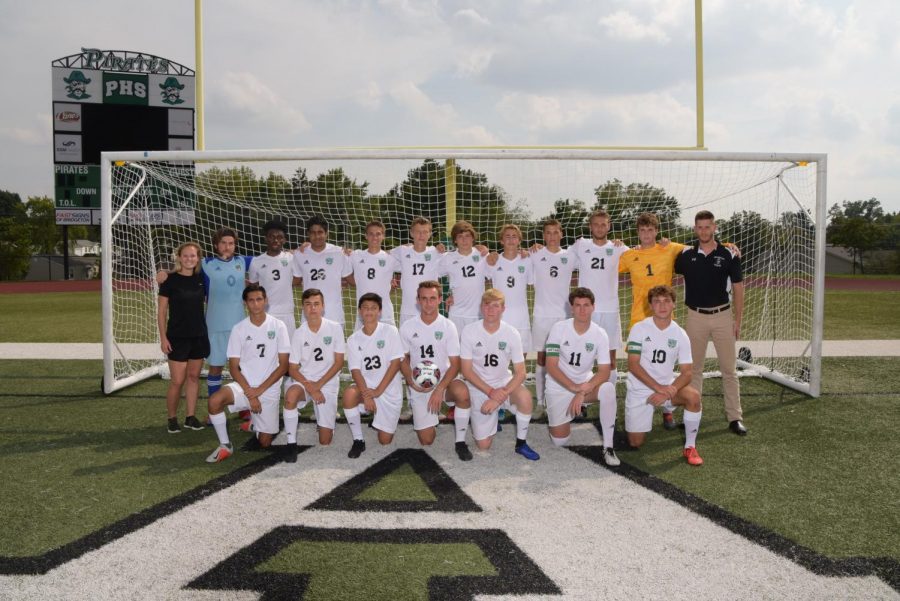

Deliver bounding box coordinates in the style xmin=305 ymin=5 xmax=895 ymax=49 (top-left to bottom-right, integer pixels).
xmin=412 ymin=360 xmax=441 ymax=389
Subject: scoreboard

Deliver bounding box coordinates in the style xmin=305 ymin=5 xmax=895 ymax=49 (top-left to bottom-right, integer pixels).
xmin=51 ymin=48 xmax=195 ymax=224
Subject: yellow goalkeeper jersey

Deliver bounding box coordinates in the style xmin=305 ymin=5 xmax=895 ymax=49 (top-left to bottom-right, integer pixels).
xmin=619 ymin=242 xmax=685 ymax=326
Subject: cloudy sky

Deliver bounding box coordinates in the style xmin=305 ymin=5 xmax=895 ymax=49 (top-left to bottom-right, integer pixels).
xmin=1 ymin=0 xmax=898 ymax=212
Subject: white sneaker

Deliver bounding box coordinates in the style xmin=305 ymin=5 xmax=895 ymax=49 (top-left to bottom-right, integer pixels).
xmin=205 ymin=444 xmax=233 ymax=463
xmin=602 ymin=447 xmax=620 ymax=467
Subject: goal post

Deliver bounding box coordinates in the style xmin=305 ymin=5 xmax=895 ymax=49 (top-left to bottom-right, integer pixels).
xmin=101 ymin=148 xmax=826 ymax=397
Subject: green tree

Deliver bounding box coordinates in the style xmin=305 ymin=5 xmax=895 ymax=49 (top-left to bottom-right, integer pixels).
xmin=827 ymin=199 xmax=886 ymax=274
xmin=591 ymin=179 xmax=683 ymax=246
xmin=539 ymin=198 xmax=590 ymax=247
xmin=26 ymin=196 xmax=60 ymax=254
xmin=715 ymin=210 xmax=775 ymax=274
xmin=0 ymin=190 xmax=31 ymax=280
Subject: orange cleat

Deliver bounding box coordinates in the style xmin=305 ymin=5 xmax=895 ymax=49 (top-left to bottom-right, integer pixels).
xmin=683 ymin=446 xmax=703 ymax=466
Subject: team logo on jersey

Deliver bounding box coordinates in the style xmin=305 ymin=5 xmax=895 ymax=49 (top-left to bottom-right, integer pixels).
xmin=326 ymin=257 xmax=334 ymax=265
xmin=324 ymin=336 xmax=332 ymax=345
xmin=668 ymin=339 xmax=677 ymax=348
xmin=713 ymin=256 xmax=725 ymax=267
xmin=377 ymin=340 xmax=385 ymax=349
xmin=561 ymin=258 xmax=568 ymax=264
xmin=304 ymin=341 xmax=310 ymax=347
xmin=378 ymin=259 xmax=386 ymax=267
xmin=425 ymin=253 xmax=432 ymax=261
xmin=606 ymin=248 xmax=614 ymax=256
xmin=280 ymin=259 xmax=289 ymax=267
xmin=267 ymin=330 xmax=276 ymax=339
xmin=498 ymin=341 xmax=507 ymax=350
xmin=236 ymin=263 xmax=243 ymax=271
xmin=585 ymin=343 xmax=594 ymax=352
xmin=644 ymin=336 xmax=652 ymax=342
xmin=518 ymin=266 xmax=525 ymax=273
xmin=412 ymin=333 xmax=419 ymax=338
xmin=245 ymin=335 xmax=252 ymax=341
xmin=473 ymin=255 xmax=480 ymax=262
xmin=434 ymin=331 xmax=443 ymax=340
xmin=475 ymin=341 xmax=483 ymax=347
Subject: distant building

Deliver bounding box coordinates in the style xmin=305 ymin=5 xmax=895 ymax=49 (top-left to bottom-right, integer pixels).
xmin=26 ymin=255 xmax=99 ymax=281
xmin=72 ymin=240 xmax=101 ymax=257
xmin=825 ymin=245 xmax=855 ymax=275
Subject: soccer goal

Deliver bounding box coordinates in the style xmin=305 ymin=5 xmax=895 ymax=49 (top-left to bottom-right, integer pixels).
xmin=101 ymin=148 xmax=826 ymax=396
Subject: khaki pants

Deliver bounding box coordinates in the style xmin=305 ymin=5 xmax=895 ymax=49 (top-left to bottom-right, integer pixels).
xmin=685 ymin=307 xmax=742 ymax=422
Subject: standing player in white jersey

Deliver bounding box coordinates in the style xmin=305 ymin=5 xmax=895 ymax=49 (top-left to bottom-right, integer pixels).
xmin=282 ymin=288 xmax=346 ymax=463
xmin=569 ymin=210 xmax=629 ymax=383
xmin=486 ymin=224 xmax=534 ymax=351
xmin=441 ymin=220 xmax=490 ymax=334
xmin=399 ymin=281 xmax=473 ymax=461
xmin=460 ymin=289 xmax=540 ymax=460
xmin=530 ymin=219 xmax=577 ymax=406
xmin=544 ymin=288 xmax=619 ymax=466
xmin=347 ymin=220 xmax=400 ymax=329
xmin=342 ymin=293 xmax=405 ymax=458
xmin=293 ymin=216 xmax=352 ymax=326
xmin=391 ymin=217 xmax=444 ymax=325
xmin=625 ymin=285 xmax=704 ymax=466
xmin=205 ymin=284 xmax=290 ymax=462
xmin=248 ymin=221 xmax=301 ymax=338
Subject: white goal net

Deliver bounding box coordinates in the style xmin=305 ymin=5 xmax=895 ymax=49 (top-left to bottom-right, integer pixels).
xmin=101 ymin=149 xmax=826 ymax=396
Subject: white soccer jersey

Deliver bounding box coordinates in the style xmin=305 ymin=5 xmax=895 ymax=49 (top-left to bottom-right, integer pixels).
xmin=293 ymin=243 xmax=352 ymax=324
xmin=350 ymin=249 xmax=399 ymax=318
xmin=531 ymin=247 xmax=576 ymax=318
xmin=441 ymin=249 xmax=488 ymax=319
xmin=460 ymin=320 xmax=524 ymax=388
xmin=486 ymin=254 xmax=533 ymax=331
xmin=570 ymin=239 xmax=629 ymax=313
xmin=625 ymin=317 xmax=692 ymax=391
xmin=400 ymin=314 xmax=461 ymax=375
xmin=347 ymin=322 xmax=404 ymax=397
xmin=545 ymin=319 xmax=611 ymax=385
xmin=289 ymin=318 xmax=346 ymax=394
xmin=248 ymin=251 xmax=300 ymax=316
xmin=391 ymin=245 xmax=444 ymax=317
xmin=226 ymin=314 xmax=291 ymax=387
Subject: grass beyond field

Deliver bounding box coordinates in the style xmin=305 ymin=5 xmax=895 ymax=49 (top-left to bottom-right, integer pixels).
xmin=0 ymin=358 xmax=897 ymax=563
xmin=1 ymin=287 xmax=898 ymax=343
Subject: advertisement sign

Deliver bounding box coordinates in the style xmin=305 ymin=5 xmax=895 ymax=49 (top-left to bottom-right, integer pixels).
xmin=54 ymin=133 xmax=82 ymax=163
xmin=53 ymin=103 xmax=82 ymax=132
xmin=56 ymin=209 xmax=94 ymax=225
xmin=52 ymin=67 xmax=102 ymax=104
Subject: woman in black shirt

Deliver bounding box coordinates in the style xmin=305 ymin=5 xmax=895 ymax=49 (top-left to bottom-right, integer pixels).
xmin=157 ymin=242 xmax=210 ymax=433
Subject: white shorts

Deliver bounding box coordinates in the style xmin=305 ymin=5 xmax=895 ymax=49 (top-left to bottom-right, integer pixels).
xmin=408 ymin=388 xmax=443 ymax=431
xmin=545 ymin=380 xmax=597 ymax=427
xmin=625 ymin=386 xmax=663 ymax=433
xmin=467 ymin=383 xmax=511 ymax=441
xmin=370 ymin=390 xmax=404 ymax=434
xmin=591 ymin=311 xmax=622 ymax=351
xmin=272 ymin=313 xmax=297 ymax=340
xmin=225 ymin=382 xmax=280 ymax=434
xmin=449 ymin=315 xmax=480 ymax=337
xmin=286 ymin=381 xmax=339 ymax=430
xmin=532 ymin=317 xmax=560 ymax=353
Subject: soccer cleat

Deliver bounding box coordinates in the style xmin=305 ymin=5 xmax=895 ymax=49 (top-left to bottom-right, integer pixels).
xmin=729 ymin=420 xmax=748 ymax=436
xmin=455 ymin=441 xmax=473 ymax=462
xmin=496 ymin=408 xmax=504 ymax=432
xmin=602 ymin=447 xmax=621 ymax=467
xmin=238 ymin=409 xmax=251 ymax=421
xmin=683 ymin=446 xmax=703 ymax=466
xmin=167 ymin=418 xmax=180 ymax=434
xmin=184 ymin=416 xmax=205 ymax=431
xmin=662 ymin=412 xmax=677 ymax=430
xmin=240 ymin=436 xmax=263 ymax=452
xmin=514 ymin=441 xmax=540 ymax=461
xmin=205 ymin=444 xmax=233 ymax=463
xmin=239 ymin=420 xmax=254 ymax=433
xmin=444 ymin=406 xmax=456 ymax=422
xmin=284 ymin=443 xmax=299 ymax=463
xmin=347 ymin=439 xmax=366 ymax=459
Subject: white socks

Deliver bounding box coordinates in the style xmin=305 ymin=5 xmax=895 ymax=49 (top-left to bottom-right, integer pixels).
xmin=598 ymin=381 xmax=616 ymax=449
xmin=209 ymin=412 xmax=229 ymax=446
xmin=344 ymin=405 xmax=363 ymax=440
xmin=454 ymin=407 xmax=471 ymax=443
xmin=284 ymin=408 xmax=299 ymax=444
xmin=683 ymin=409 xmax=702 ymax=448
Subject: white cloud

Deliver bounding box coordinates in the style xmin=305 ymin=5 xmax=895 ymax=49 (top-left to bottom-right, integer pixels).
xmin=389 ymin=82 xmax=501 ymax=145
xmin=355 ymin=81 xmax=383 ymax=111
xmin=455 ymin=48 xmax=494 ymax=78
xmin=212 ymin=72 xmax=310 ymax=133
xmin=454 ymin=8 xmax=491 ymax=27
xmin=0 ymin=114 xmax=50 ymax=146
xmin=598 ymin=10 xmax=670 ymax=44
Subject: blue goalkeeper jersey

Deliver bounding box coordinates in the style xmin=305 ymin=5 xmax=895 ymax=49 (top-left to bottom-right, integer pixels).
xmin=202 ymin=255 xmax=252 ymax=333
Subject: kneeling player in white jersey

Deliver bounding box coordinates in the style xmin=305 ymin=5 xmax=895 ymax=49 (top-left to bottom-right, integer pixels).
xmin=342 ymin=293 xmax=405 ymax=458
xmin=460 ymin=289 xmax=539 ymax=460
xmin=544 ymin=287 xmax=619 ymax=466
xmin=282 ymin=288 xmax=346 ymax=463
xmin=206 ymin=284 xmax=290 ymax=462
xmin=399 ymin=281 xmax=473 ymax=461
xmin=625 ymin=285 xmax=704 ymax=466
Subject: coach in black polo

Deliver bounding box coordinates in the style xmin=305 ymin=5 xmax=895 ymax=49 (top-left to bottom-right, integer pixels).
xmin=675 ymin=210 xmax=747 ymax=436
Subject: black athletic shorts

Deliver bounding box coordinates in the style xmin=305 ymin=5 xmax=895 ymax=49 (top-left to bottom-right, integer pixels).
xmin=167 ymin=336 xmax=210 ymax=362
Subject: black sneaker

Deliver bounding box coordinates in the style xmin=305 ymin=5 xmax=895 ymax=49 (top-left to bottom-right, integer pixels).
xmin=455 ymin=441 xmax=473 ymax=462
xmin=284 ymin=443 xmax=299 ymax=463
xmin=348 ymin=439 xmax=366 ymax=459
xmin=167 ymin=418 xmax=180 ymax=434
xmin=184 ymin=415 xmax=205 ymax=431
xmin=241 ymin=436 xmax=263 ymax=452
